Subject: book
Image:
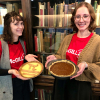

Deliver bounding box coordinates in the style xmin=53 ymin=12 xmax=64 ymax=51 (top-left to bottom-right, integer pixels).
xmin=43 ymin=31 xmax=50 ymax=53
xmin=38 ymin=89 xmax=41 ymax=100
xmin=47 ymin=2 xmax=50 ymax=27
xmin=40 ymin=89 xmax=44 ymax=100
xmin=34 ymin=34 xmax=38 ymax=52
xmin=64 ymin=4 xmax=68 ymax=27
xmin=51 ymin=32 xmax=55 ymax=53
xmin=67 ymin=13 xmax=72 ymax=27
xmin=49 ymin=7 xmax=54 ymax=27
xmin=19 ymin=9 xmax=23 ymax=16
xmin=96 ymin=5 xmax=100 ymax=26
xmin=40 ymin=4 xmax=44 ymax=27
xmin=61 ymin=32 xmax=66 ymax=43
xmin=71 ymin=3 xmax=75 ymax=13
xmin=68 ymin=4 xmax=72 ymax=14
xmin=54 ymin=3 xmax=57 ymax=27
xmin=44 ymin=8 xmax=48 ymax=26
xmin=85 ymin=0 xmax=91 ymax=4
xmin=37 ymin=29 xmax=41 ymax=52
xmin=38 ymin=2 xmax=42 ymax=26
xmin=55 ymin=32 xmax=61 ymax=53
xmin=40 ymin=31 xmax=44 ymax=52
xmin=59 ymin=3 xmax=64 ymax=27
xmin=0 ymin=9 xmax=7 ymax=27
xmin=34 ymin=89 xmax=38 ymax=100
xmin=49 ymin=33 xmax=52 ymax=52
xmin=94 ymin=0 xmax=97 ymax=13
xmin=12 ymin=3 xmax=19 ymax=13
xmin=6 ymin=3 xmax=13 ymax=13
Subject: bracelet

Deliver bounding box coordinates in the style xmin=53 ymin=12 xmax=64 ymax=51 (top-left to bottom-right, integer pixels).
xmin=82 ymin=61 xmax=88 ymax=68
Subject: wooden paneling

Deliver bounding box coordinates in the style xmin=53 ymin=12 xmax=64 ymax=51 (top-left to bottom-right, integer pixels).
xmin=33 ymin=75 xmax=55 ymax=90
xmin=92 ymin=83 xmax=100 ymax=96
xmin=21 ymin=0 xmax=33 ymax=54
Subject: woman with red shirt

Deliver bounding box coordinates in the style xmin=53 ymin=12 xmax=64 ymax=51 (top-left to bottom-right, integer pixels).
xmin=0 ymin=11 xmax=38 ymax=100
xmin=45 ymin=2 xmax=100 ymax=100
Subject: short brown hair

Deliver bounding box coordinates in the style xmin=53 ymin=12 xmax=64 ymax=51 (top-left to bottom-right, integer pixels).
xmin=2 ymin=11 xmax=24 ymax=44
xmin=70 ymin=2 xmax=96 ymax=32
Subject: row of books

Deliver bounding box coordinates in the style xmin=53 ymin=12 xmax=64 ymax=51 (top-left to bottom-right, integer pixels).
xmin=34 ymin=28 xmax=68 ymax=53
xmin=37 ymin=1 xmax=74 ymax=27
xmin=0 ymin=2 xmax=22 ymax=35
xmin=34 ymin=89 xmax=53 ymax=100
xmin=6 ymin=2 xmax=22 ymax=16
xmin=35 ymin=0 xmax=100 ymax=27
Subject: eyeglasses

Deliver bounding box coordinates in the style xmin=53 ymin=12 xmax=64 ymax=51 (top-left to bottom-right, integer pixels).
xmin=74 ymin=14 xmax=90 ymax=22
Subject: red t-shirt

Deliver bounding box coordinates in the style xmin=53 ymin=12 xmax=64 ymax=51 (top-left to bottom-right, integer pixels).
xmin=0 ymin=40 xmax=26 ymax=78
xmin=66 ymin=33 xmax=93 ymax=65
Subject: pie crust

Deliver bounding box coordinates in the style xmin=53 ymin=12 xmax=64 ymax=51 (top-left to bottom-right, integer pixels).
xmin=19 ymin=61 xmax=44 ymax=78
xmin=49 ymin=60 xmax=76 ymax=77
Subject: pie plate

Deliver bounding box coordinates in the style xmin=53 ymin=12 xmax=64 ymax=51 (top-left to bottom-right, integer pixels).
xmin=47 ymin=59 xmax=79 ymax=80
xmin=19 ymin=61 xmax=44 ymax=78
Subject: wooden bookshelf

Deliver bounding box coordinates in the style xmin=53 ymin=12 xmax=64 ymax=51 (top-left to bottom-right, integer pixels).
xmin=33 ymin=75 xmax=55 ymax=89
xmin=31 ymin=0 xmax=100 ymax=100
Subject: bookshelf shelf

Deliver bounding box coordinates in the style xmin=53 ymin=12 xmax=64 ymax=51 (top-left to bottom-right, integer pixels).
xmin=96 ymin=26 xmax=100 ymax=28
xmin=31 ymin=0 xmax=100 ymax=100
xmin=34 ymin=51 xmax=55 ymax=55
xmin=33 ymin=26 xmax=71 ymax=29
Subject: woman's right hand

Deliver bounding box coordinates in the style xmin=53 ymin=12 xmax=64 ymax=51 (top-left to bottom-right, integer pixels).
xmin=8 ymin=69 xmax=30 ymax=80
xmin=45 ymin=55 xmax=57 ymax=68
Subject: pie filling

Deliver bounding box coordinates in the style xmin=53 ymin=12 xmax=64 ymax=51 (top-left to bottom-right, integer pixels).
xmin=19 ymin=62 xmax=43 ymax=78
xmin=49 ymin=60 xmax=75 ymax=77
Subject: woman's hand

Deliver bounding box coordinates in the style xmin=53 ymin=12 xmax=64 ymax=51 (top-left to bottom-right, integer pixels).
xmin=25 ymin=54 xmax=38 ymax=62
xmin=70 ymin=62 xmax=88 ymax=79
xmin=45 ymin=55 xmax=57 ymax=68
xmin=8 ymin=69 xmax=30 ymax=80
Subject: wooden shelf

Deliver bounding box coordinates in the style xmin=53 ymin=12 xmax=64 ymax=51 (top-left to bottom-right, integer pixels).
xmin=96 ymin=26 xmax=100 ymax=28
xmin=33 ymin=75 xmax=55 ymax=90
xmin=34 ymin=51 xmax=55 ymax=55
xmin=92 ymin=83 xmax=100 ymax=96
xmin=33 ymin=26 xmax=71 ymax=29
xmin=34 ymin=26 xmax=100 ymax=29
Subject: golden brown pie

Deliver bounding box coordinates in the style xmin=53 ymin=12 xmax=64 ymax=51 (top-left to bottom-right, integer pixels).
xmin=19 ymin=61 xmax=44 ymax=78
xmin=49 ymin=60 xmax=76 ymax=77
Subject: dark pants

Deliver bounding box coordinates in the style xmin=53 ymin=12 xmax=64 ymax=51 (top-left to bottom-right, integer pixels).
xmin=12 ymin=78 xmax=30 ymax=100
xmin=52 ymin=78 xmax=93 ymax=100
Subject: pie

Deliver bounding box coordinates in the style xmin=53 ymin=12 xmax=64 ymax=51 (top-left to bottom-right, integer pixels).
xmin=19 ymin=61 xmax=44 ymax=78
xmin=49 ymin=60 xmax=75 ymax=77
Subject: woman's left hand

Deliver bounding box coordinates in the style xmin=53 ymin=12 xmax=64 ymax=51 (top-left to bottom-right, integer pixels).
xmin=25 ymin=54 xmax=38 ymax=62
xmin=70 ymin=62 xmax=87 ymax=79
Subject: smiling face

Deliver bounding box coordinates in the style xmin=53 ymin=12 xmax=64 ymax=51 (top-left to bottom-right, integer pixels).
xmin=10 ymin=17 xmax=24 ymax=41
xmin=74 ymin=6 xmax=91 ymax=32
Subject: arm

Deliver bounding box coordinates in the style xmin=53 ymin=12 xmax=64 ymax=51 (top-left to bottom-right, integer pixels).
xmin=0 ymin=68 xmax=30 ymax=80
xmin=71 ymin=35 xmax=100 ymax=80
xmin=0 ymin=69 xmax=9 ymax=76
xmin=25 ymin=54 xmax=38 ymax=62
